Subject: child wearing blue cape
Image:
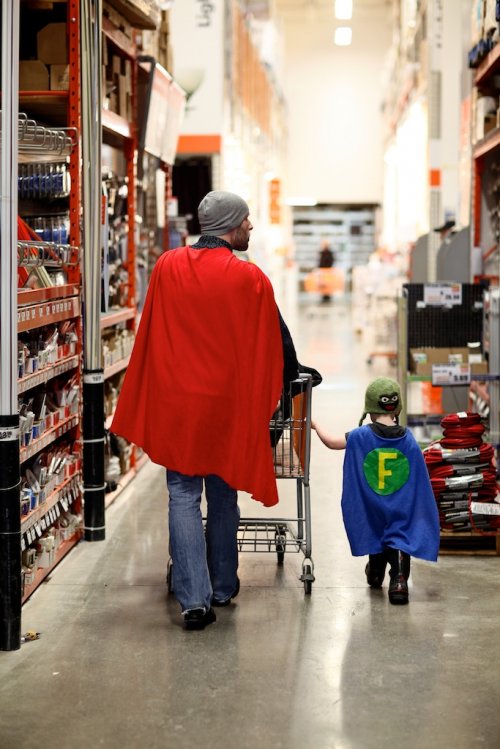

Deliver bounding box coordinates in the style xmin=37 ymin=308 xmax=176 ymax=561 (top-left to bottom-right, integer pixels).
xmin=312 ymin=377 xmax=440 ymax=605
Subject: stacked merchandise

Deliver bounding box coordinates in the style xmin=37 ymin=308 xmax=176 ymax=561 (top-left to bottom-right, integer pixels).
xmin=424 ymin=412 xmax=499 ymax=533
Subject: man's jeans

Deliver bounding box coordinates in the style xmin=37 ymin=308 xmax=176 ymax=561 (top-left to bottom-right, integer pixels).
xmin=166 ymin=470 xmax=240 ymax=612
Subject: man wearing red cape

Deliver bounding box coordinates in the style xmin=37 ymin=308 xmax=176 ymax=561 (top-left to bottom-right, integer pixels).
xmin=112 ymin=191 xmax=286 ymax=629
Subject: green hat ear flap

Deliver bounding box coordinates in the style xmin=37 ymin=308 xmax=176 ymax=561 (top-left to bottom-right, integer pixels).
xmin=359 ymin=412 xmax=367 ymax=427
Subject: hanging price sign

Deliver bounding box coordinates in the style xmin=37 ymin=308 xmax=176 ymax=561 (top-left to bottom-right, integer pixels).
xmin=424 ymin=283 xmax=462 ymax=306
xmin=432 ymin=363 xmax=471 ymax=386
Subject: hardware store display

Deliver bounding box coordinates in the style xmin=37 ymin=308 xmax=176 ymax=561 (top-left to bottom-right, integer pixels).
xmin=424 ymin=411 xmax=500 ymax=553
xmin=1 ymin=0 xmax=500 ymax=656
xmin=398 ymin=283 xmax=487 ymax=437
xmin=12 ymin=1 xmax=83 ymax=611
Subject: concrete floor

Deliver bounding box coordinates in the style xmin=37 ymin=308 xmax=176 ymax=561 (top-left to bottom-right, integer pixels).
xmin=1 ymin=297 xmax=500 ymax=749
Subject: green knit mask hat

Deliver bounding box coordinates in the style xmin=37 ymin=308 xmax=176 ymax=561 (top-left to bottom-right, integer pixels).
xmin=359 ymin=377 xmax=402 ymax=426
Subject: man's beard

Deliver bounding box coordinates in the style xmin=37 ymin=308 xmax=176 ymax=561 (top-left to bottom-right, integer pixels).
xmin=232 ymin=226 xmax=249 ymax=251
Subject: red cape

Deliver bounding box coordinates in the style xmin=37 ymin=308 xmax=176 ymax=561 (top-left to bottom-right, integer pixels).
xmin=111 ymin=246 xmax=284 ymax=506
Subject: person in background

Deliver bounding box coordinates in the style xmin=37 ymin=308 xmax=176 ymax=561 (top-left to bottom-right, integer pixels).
xmin=311 ymin=377 xmax=440 ymax=605
xmin=317 ymin=239 xmax=335 ymax=302
xmin=433 ymin=219 xmax=456 ymax=244
xmin=112 ymin=190 xmax=299 ymax=630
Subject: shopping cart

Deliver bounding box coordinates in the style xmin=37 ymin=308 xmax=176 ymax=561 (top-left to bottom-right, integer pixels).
xmin=166 ymin=373 xmax=315 ymax=595
xmin=238 ymin=372 xmax=315 ymax=594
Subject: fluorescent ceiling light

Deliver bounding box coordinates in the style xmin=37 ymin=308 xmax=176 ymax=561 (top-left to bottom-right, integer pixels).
xmin=285 ymin=197 xmax=317 ymax=206
xmin=335 ymin=27 xmax=352 ymax=46
xmin=335 ymin=0 xmax=352 ymax=20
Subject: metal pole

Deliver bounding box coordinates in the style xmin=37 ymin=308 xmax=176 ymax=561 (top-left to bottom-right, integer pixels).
xmin=81 ymin=0 xmax=105 ymax=541
xmin=397 ymin=291 xmax=408 ymax=428
xmin=0 ymin=0 xmax=21 ymax=651
xmin=489 ymin=289 xmax=500 ymax=449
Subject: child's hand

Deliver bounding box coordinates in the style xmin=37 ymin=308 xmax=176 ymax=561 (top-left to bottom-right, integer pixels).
xmin=311 ymin=421 xmax=347 ymax=450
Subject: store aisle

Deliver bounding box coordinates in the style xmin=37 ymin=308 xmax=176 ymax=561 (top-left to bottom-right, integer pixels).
xmin=1 ymin=298 xmax=500 ymax=749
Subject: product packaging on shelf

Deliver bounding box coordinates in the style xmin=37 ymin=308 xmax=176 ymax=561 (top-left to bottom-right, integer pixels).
xmin=19 ymin=60 xmax=49 ymax=90
xmin=37 ymin=23 xmax=68 ymax=65
xmin=50 ymin=64 xmax=69 ymax=91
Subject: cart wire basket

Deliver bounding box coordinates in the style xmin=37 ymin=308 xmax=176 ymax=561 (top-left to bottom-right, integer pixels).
xmin=237 ymin=372 xmax=315 ymax=593
xmin=166 ymin=373 xmax=315 ymax=596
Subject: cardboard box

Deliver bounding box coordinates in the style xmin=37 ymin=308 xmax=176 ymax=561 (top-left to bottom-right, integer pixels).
xmin=50 ymin=64 xmax=69 ymax=91
xmin=470 ymin=361 xmax=488 ymax=375
xmin=37 ymin=23 xmax=67 ymax=65
xmin=108 ymin=92 xmax=118 ymax=115
xmin=19 ymin=60 xmax=49 ymax=91
xmin=112 ymin=55 xmax=122 ymax=76
xmin=118 ymin=74 xmax=128 ymax=119
xmin=410 ymin=347 xmax=487 ymax=376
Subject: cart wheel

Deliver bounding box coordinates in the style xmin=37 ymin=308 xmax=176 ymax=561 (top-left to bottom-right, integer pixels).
xmin=166 ymin=559 xmax=174 ymax=594
xmin=301 ymin=561 xmax=314 ymax=595
xmin=275 ymin=527 xmax=286 ymax=565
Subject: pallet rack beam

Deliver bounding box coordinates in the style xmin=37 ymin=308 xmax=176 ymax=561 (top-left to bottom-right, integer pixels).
xmin=18 ymin=284 xmax=80 ymax=305
xmin=100 ymin=306 xmax=136 ymax=328
xmin=17 ymin=295 xmax=80 ymax=332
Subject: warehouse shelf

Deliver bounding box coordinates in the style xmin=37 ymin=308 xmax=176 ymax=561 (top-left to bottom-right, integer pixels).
xmin=407 ymin=373 xmax=498 ymax=383
xmin=475 ymin=42 xmax=500 ymax=87
xmin=19 ymin=91 xmax=68 ymax=125
xmin=20 ymin=415 xmax=79 ymax=464
xmin=22 ymin=531 xmax=82 ymax=604
xmin=18 ymin=354 xmax=79 ymax=394
xmin=21 ymin=474 xmax=81 ymax=536
xmin=101 ymin=307 xmax=136 ymax=329
xmin=18 ymin=284 xmax=80 ymax=306
xmin=103 ymin=15 xmax=137 ymax=57
xmin=104 ymin=355 xmax=131 ymax=380
xmin=102 ymin=108 xmax=133 ymax=140
xmin=18 ymin=295 xmax=80 ymax=332
xmin=473 ymin=127 xmax=500 ymax=160
xmin=104 ymin=0 xmax=159 ymax=30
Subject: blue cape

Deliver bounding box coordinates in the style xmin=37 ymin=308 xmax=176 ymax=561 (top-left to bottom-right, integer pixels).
xmin=341 ymin=426 xmax=440 ymax=561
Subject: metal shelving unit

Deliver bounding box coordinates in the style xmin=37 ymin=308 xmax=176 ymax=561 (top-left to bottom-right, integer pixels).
xmin=0 ymin=0 xmax=185 ymax=650
xmin=100 ymin=6 xmax=141 ymax=506
xmin=398 ymin=282 xmax=500 ymax=554
xmin=0 ymin=0 xmax=84 ymax=650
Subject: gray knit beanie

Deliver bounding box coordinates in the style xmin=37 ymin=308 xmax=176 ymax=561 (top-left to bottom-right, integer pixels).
xmin=198 ymin=191 xmax=249 ymax=235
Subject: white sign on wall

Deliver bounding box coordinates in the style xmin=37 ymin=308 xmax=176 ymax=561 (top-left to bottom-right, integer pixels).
xmin=170 ymin=1 xmax=224 ymax=135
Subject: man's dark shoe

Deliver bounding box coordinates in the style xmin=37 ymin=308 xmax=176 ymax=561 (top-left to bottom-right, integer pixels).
xmin=184 ymin=607 xmax=216 ymax=630
xmin=212 ymin=577 xmax=240 ymax=607
xmin=365 ymin=552 xmax=387 ymax=588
